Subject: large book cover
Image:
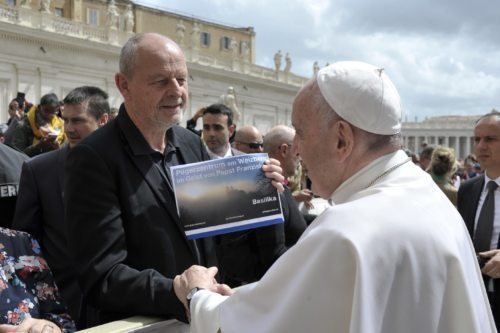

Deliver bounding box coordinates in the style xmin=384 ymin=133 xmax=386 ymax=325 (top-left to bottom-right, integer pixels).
xmin=170 ymin=153 xmax=284 ymax=240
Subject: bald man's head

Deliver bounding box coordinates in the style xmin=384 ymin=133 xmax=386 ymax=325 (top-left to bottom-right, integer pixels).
xmin=119 ymin=32 xmax=184 ymax=79
xmin=233 ymin=125 xmax=264 ymax=153
xmin=264 ymin=125 xmax=298 ymax=178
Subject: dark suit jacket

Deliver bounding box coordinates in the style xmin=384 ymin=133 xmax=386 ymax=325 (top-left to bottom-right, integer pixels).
xmin=217 ymin=186 xmax=307 ymax=285
xmin=457 ymin=175 xmax=484 ymax=238
xmin=208 ymin=149 xmax=306 ymax=285
xmin=0 ymin=144 xmax=28 ymax=228
xmin=457 ymin=174 xmax=500 ymax=323
xmin=64 ymin=107 xmax=216 ymax=325
xmin=12 ymin=145 xmax=83 ymax=323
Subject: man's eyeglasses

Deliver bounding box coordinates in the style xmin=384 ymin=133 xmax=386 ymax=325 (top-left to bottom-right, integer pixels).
xmin=236 ymin=141 xmax=263 ymax=149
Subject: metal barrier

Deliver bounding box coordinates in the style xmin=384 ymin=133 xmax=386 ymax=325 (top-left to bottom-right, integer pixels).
xmin=77 ymin=316 xmax=189 ymax=333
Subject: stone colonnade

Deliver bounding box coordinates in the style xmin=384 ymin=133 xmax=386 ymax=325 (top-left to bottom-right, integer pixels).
xmin=402 ymin=134 xmax=474 ymax=160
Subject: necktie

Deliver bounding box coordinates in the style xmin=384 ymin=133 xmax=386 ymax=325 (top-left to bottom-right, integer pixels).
xmin=474 ymin=180 xmax=498 ymax=253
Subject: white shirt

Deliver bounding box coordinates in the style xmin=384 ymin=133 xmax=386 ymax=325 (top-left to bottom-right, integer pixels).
xmin=190 ymin=150 xmax=495 ymax=333
xmin=207 ymin=145 xmax=232 ymax=160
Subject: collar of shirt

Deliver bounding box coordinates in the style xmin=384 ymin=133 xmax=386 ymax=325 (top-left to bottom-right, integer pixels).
xmin=207 ymin=145 xmax=232 ymax=159
xmin=118 ymin=106 xmax=180 ymax=156
xmin=329 ymin=150 xmax=409 ymax=205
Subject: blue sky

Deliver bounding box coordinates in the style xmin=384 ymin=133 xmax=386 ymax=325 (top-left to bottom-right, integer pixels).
xmin=135 ymin=0 xmax=500 ymax=121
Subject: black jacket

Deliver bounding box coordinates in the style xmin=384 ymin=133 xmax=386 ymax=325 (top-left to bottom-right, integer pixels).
xmin=0 ymin=144 xmax=28 ymax=227
xmin=457 ymin=175 xmax=500 ymax=326
xmin=12 ymin=145 xmax=84 ymax=325
xmin=217 ymin=186 xmax=307 ymax=285
xmin=64 ymin=106 xmax=216 ymax=325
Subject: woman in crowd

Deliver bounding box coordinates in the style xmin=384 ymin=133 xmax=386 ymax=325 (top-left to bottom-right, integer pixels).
xmin=0 ymin=227 xmax=75 ymax=333
xmin=429 ymin=146 xmax=458 ymax=206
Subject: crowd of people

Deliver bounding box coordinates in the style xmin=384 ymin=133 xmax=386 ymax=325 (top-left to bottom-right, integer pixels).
xmin=403 ymin=143 xmax=486 ymax=208
xmin=0 ymin=32 xmax=499 ymax=333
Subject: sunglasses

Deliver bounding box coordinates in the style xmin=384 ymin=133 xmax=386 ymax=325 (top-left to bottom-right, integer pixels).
xmin=237 ymin=141 xmax=263 ymax=149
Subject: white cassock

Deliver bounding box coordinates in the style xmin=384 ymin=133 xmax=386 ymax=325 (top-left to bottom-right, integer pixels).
xmin=190 ymin=150 xmax=496 ymax=333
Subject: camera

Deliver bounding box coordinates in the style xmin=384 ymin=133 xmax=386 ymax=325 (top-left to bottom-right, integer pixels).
xmin=47 ymin=134 xmax=58 ymax=141
xmin=16 ymin=92 xmax=25 ymax=107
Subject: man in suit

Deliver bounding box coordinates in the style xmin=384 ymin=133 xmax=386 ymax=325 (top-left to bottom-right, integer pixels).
xmin=234 ymin=125 xmax=306 ymax=271
xmin=0 ymin=143 xmax=28 ymax=228
xmin=202 ymin=103 xmax=242 ymax=158
xmin=216 ymin=123 xmax=307 ymax=286
xmin=12 ymin=86 xmax=110 ymax=328
xmin=263 ymin=125 xmax=307 ymax=245
xmin=64 ymin=33 xmax=283 ymax=325
xmin=458 ymin=110 xmax=500 ymax=327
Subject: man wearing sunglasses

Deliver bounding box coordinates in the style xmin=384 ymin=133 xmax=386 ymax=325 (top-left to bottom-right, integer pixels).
xmin=216 ymin=125 xmax=306 ymax=286
xmin=233 ymin=125 xmax=264 ymax=154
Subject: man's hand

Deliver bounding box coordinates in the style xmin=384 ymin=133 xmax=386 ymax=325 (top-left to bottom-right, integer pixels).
xmin=480 ymin=249 xmax=500 ymax=278
xmin=263 ymin=159 xmax=284 ymax=192
xmin=174 ymin=266 xmax=233 ymax=309
xmin=293 ymin=189 xmax=314 ymax=208
xmin=37 ymin=136 xmax=61 ymax=151
xmin=0 ymin=318 xmax=61 ymax=333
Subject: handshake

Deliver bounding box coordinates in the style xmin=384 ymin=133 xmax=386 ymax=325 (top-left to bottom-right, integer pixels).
xmin=173 ymin=266 xmax=233 ymax=313
xmin=477 ymin=255 xmax=489 ymax=269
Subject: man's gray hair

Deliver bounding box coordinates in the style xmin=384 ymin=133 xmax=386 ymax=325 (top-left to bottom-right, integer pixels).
xmin=119 ymin=33 xmax=147 ymax=79
xmin=263 ymin=125 xmax=295 ymax=154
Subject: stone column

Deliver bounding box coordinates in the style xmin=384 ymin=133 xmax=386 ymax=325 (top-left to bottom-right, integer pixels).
xmin=411 ymin=136 xmax=417 ymax=152
xmin=18 ymin=5 xmax=35 ymax=27
xmin=464 ymin=137 xmax=471 ymax=157
xmin=40 ymin=11 xmax=53 ymax=31
xmin=190 ymin=22 xmax=200 ymax=62
xmin=469 ymin=137 xmax=475 ymax=157
xmin=72 ymin=0 xmax=83 ymax=22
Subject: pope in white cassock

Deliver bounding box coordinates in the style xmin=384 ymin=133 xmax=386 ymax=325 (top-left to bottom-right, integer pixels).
xmin=174 ymin=61 xmax=496 ymax=333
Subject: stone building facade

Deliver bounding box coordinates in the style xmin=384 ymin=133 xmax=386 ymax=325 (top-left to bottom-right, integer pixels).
xmin=0 ymin=0 xmax=307 ymax=134
xmin=2 ymin=0 xmax=492 ymax=148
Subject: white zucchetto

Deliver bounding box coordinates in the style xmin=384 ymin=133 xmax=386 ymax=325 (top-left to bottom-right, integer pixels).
xmin=316 ymin=61 xmax=402 ymax=135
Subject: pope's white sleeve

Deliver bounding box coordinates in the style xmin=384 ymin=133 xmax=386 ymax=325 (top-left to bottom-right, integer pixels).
xmin=190 ymin=289 xmax=228 ymax=333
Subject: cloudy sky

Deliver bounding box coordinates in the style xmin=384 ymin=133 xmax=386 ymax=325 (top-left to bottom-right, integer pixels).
xmin=135 ymin=0 xmax=500 ymax=121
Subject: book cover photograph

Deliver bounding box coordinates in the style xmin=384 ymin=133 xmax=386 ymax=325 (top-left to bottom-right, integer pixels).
xmin=170 ymin=153 xmax=284 ymax=239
